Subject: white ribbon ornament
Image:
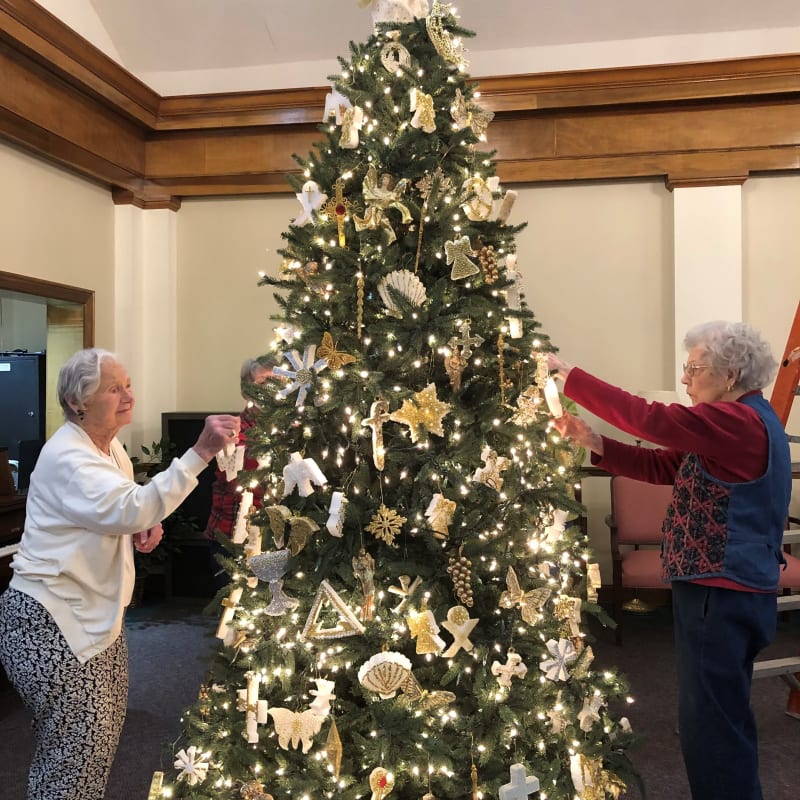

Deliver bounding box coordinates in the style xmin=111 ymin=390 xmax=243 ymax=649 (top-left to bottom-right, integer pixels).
xmin=540 ymin=637 xmax=578 ymax=681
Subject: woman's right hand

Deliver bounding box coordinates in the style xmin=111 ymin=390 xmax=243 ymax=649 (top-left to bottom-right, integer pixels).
xmin=192 ymin=414 xmax=241 ymax=462
xmin=551 ymin=411 xmax=604 ymax=456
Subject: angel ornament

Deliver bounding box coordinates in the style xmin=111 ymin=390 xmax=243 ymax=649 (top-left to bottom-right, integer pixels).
xmin=352 ymin=548 xmax=377 ymax=621
xmin=339 ymin=105 xmax=365 ymax=149
xmin=461 ymin=175 xmax=497 ymax=222
xmin=406 ymin=600 xmax=445 ymax=655
xmin=354 ymin=164 xmax=413 ymax=244
xmin=472 ymin=446 xmax=510 ymax=492
xmin=444 ymin=350 xmax=467 ymax=391
xmin=361 ymin=0 xmax=430 ymax=25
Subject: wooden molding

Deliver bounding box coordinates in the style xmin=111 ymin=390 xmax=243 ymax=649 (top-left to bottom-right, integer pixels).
xmin=2 ymin=0 xmax=800 ymax=202
xmin=0 ymin=269 xmax=95 ymax=347
xmin=111 ymin=185 xmax=181 ymax=211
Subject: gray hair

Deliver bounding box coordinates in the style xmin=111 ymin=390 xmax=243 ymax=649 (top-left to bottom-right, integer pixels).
xmin=683 ymin=321 xmax=777 ymax=392
xmin=57 ymin=347 xmax=117 ymax=420
xmin=240 ymin=356 xmax=276 ymax=397
xmin=240 ymin=358 xmax=263 ymax=384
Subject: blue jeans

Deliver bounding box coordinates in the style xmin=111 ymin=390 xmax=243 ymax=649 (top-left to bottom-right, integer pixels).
xmin=671 ymin=581 xmax=776 ymax=800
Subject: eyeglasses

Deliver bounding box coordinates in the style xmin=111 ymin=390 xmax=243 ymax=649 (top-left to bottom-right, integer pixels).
xmin=682 ymin=362 xmax=710 ymax=377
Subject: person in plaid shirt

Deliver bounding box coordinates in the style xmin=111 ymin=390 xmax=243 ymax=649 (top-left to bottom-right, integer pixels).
xmin=205 ymin=358 xmax=275 ymax=588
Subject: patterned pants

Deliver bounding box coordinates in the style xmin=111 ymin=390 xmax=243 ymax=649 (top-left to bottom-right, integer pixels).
xmin=0 ymin=589 xmax=129 ymax=800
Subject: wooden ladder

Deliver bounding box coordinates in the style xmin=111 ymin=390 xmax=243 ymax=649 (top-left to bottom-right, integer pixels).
xmin=753 ymin=300 xmax=800 ymax=700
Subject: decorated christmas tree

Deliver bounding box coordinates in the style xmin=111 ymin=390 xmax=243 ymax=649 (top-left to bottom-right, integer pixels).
xmin=157 ymin=4 xmax=638 ymax=799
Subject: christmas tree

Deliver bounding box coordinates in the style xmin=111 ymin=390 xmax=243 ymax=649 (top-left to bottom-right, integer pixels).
xmin=158 ymin=4 xmax=638 ymax=799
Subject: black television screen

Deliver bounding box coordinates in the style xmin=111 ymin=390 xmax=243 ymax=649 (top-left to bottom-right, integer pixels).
xmin=161 ymin=412 xmax=236 ymax=532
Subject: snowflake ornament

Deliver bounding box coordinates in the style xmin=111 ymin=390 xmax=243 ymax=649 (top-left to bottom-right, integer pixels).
xmin=174 ymin=745 xmax=210 ymax=786
xmin=273 ymin=345 xmax=328 ymax=407
xmin=366 ymin=503 xmax=407 ymax=547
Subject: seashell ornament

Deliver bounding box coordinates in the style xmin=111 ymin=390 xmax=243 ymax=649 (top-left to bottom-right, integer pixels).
xmin=358 ymin=651 xmax=413 ymax=699
xmin=378 ymin=269 xmax=427 ymax=318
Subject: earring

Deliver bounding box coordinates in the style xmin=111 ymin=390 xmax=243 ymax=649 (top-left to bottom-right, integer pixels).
xmin=77 ymin=409 xmax=85 ymax=421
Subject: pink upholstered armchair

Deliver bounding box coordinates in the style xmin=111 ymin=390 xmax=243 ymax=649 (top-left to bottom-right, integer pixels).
xmin=606 ymin=476 xmax=673 ymax=645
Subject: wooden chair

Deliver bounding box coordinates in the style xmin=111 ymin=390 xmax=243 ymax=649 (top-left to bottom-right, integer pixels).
xmin=606 ymin=476 xmax=673 ymax=644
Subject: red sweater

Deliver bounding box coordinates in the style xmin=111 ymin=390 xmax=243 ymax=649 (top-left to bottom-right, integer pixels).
xmin=563 ymin=368 xmax=770 ymax=591
xmin=204 ymin=406 xmax=264 ymax=539
xmin=563 ymin=368 xmax=768 ymax=484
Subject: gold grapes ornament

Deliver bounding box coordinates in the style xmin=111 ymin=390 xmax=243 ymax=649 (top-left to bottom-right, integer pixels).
xmin=447 ymin=545 xmax=474 ymax=607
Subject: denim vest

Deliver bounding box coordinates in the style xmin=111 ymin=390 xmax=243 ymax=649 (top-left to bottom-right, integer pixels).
xmin=661 ymin=393 xmax=791 ymax=589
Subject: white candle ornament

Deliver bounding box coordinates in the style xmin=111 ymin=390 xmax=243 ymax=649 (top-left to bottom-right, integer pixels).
xmin=231 ymin=489 xmax=254 ymax=544
xmin=544 ymin=377 xmax=564 ymax=418
xmin=238 ymin=671 xmax=270 ymax=743
xmin=216 ymin=586 xmax=243 ymax=641
xmin=326 ymin=491 xmax=347 ymax=537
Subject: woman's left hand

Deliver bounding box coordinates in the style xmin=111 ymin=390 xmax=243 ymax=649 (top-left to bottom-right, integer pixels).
xmin=134 ymin=523 xmax=163 ymax=553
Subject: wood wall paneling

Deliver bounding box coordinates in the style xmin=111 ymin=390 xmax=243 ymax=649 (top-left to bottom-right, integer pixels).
xmin=0 ymin=0 xmax=159 ymax=125
xmin=1 ymin=0 xmax=800 ymax=202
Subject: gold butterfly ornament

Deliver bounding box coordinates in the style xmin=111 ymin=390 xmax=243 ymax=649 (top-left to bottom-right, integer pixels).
xmin=318 ymin=331 xmax=357 ymax=370
xmin=499 ymin=566 xmax=552 ymax=625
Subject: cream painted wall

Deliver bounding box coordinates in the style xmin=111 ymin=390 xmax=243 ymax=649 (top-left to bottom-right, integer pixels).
xmin=175 ymin=195 xmax=296 ymax=411
xmin=742 ymin=174 xmax=800 ymax=517
xmin=0 ymin=140 xmax=116 ymax=349
xmin=513 ymin=180 xmax=674 ymax=574
xmin=3 ymin=130 xmax=798 ymax=578
xmin=172 ymin=179 xmax=798 ymax=578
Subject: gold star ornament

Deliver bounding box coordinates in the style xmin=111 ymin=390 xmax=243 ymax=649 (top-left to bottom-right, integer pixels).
xmin=389 ymin=383 xmax=451 ymax=443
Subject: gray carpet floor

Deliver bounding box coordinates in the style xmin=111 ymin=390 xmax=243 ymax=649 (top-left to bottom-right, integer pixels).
xmin=0 ymin=599 xmax=798 ymax=799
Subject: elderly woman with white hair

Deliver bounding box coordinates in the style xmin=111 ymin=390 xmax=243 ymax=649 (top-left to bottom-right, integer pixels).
xmin=546 ymin=320 xmax=791 ymax=800
xmin=0 ymin=347 xmax=240 ymax=800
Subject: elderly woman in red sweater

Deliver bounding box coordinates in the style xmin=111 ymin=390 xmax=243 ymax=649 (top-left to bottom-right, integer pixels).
xmin=547 ymin=320 xmax=791 ymax=800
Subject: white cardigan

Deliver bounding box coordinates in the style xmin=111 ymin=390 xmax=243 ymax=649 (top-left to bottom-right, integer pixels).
xmin=10 ymin=421 xmax=208 ymax=662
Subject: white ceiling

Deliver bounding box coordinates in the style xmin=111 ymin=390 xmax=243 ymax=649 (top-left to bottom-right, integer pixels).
xmin=41 ymin=0 xmax=800 ymax=94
